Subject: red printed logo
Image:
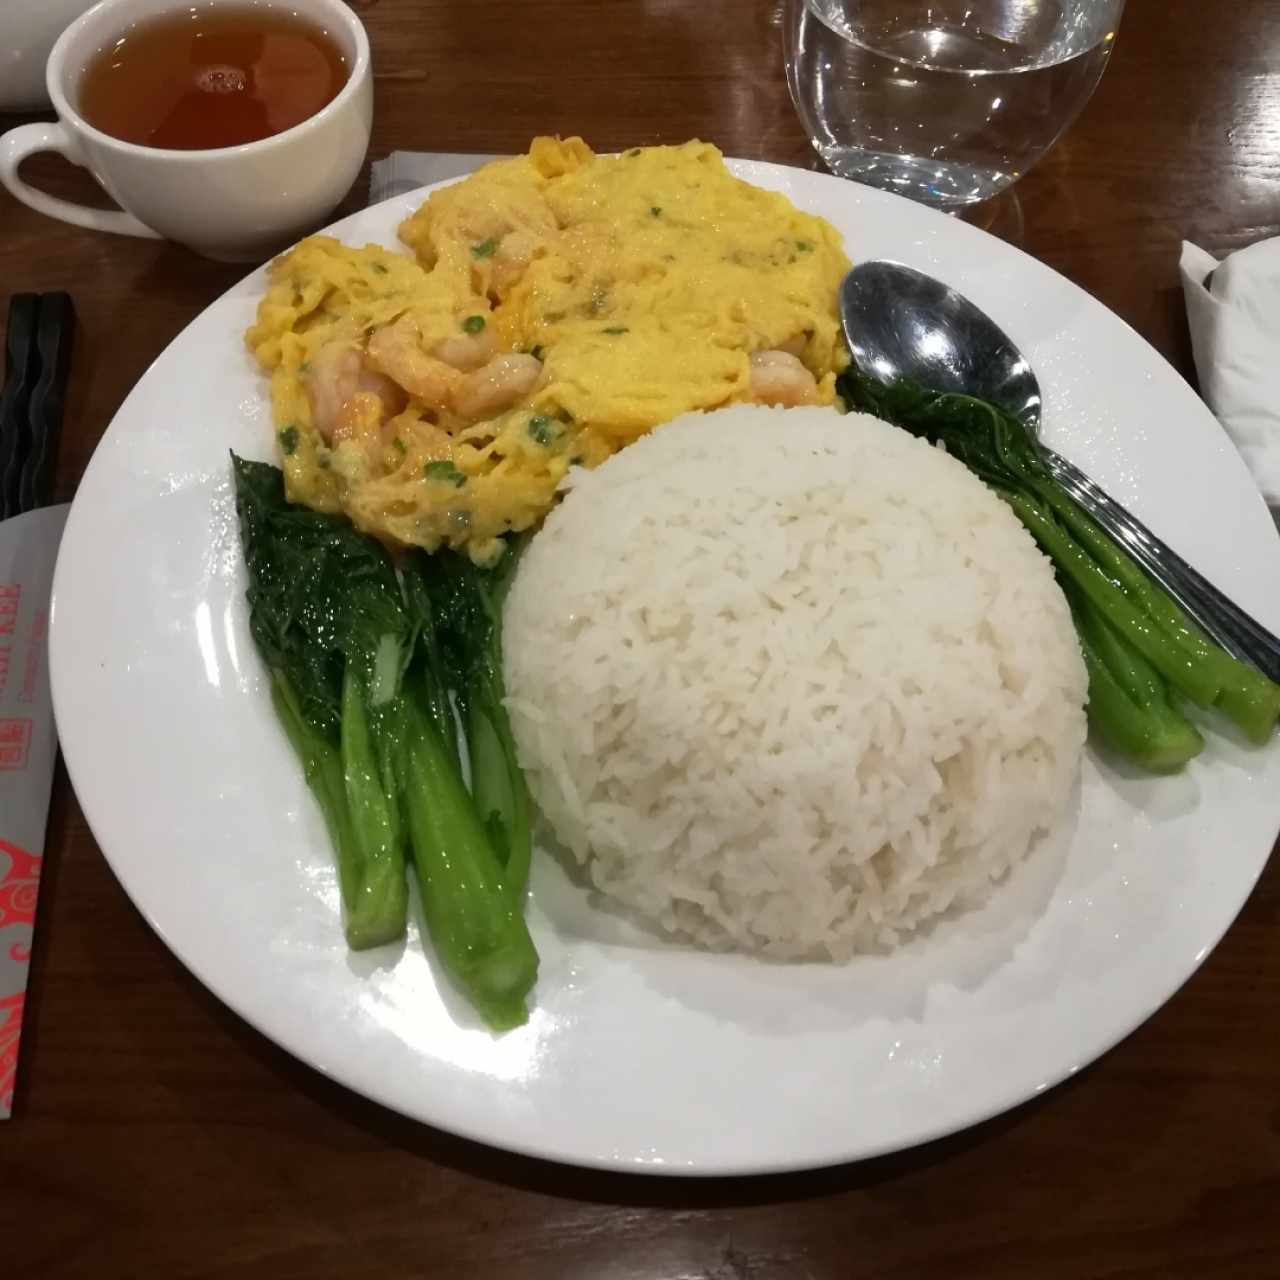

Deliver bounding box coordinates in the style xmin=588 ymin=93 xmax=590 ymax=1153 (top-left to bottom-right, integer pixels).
xmin=0 ymin=719 xmax=31 ymax=771
xmin=1 ymin=991 xmax=25 ymax=1113
xmin=0 ymin=838 xmax=41 ymax=931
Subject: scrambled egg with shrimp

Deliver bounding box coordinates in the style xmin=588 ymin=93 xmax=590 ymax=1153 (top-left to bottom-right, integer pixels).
xmin=245 ymin=136 xmax=851 ymax=563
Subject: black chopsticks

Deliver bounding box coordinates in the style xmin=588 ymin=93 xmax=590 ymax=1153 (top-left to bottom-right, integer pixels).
xmin=0 ymin=294 xmax=75 ymax=521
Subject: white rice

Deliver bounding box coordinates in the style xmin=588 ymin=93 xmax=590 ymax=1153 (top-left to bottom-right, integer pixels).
xmin=502 ymin=405 xmax=1088 ymax=960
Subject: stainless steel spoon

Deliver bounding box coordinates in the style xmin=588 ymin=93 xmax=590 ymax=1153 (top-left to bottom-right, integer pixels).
xmin=840 ymin=260 xmax=1280 ymax=684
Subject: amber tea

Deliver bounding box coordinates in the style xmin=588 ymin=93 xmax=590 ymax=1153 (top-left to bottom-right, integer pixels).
xmin=78 ymin=6 xmax=348 ymax=150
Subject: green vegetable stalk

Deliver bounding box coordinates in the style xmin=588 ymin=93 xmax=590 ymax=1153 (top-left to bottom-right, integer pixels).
xmin=400 ymin=691 xmax=538 ymax=1031
xmin=837 ymin=370 xmax=1280 ymax=769
xmin=1066 ymin=586 xmax=1204 ymax=772
xmin=401 ymin=545 xmax=539 ymax=1023
xmin=410 ymin=545 xmax=533 ymax=902
xmin=268 ymin=671 xmax=400 ymax=943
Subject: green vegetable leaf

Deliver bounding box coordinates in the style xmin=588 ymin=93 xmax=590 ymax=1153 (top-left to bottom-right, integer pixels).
xmin=471 ymin=238 xmax=498 ymax=259
xmin=278 ymin=425 xmax=299 ymax=455
xmin=463 ymin=314 xmax=486 ymax=334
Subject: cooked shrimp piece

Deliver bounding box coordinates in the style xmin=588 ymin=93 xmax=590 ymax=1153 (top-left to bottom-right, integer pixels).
xmin=433 ymin=323 xmax=498 ymax=372
xmin=453 ymin=353 xmax=542 ymax=420
xmin=748 ymin=349 xmax=818 ymax=407
xmin=305 ymin=342 xmax=405 ymax=443
xmin=366 ymin=314 xmax=464 ymax=408
xmin=331 ymin=392 xmax=388 ymax=448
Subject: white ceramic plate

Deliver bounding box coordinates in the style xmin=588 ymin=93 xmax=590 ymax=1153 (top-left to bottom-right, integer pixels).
xmin=50 ymin=162 xmax=1280 ymax=1175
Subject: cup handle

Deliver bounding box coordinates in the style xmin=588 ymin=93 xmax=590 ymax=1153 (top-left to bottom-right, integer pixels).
xmin=0 ymin=122 xmax=162 ymax=239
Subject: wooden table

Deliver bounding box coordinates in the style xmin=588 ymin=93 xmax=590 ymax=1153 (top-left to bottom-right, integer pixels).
xmin=4 ymin=1 xmax=1279 ymax=1274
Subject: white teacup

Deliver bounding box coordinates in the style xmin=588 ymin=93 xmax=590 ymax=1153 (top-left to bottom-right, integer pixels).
xmin=0 ymin=0 xmax=372 ymax=261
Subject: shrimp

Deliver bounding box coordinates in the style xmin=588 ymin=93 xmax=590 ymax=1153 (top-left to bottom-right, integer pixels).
xmin=453 ymin=353 xmax=543 ymax=420
xmin=366 ymin=311 xmax=540 ymax=422
xmin=432 ymin=323 xmax=498 ymax=372
xmin=332 ymin=392 xmax=390 ymax=458
xmin=305 ymin=341 xmax=405 ymax=444
xmin=366 ymin=314 xmax=464 ymax=409
xmin=748 ymin=349 xmax=818 ymax=407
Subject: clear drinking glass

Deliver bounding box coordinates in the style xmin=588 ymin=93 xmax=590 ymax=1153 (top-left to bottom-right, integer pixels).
xmin=783 ymin=0 xmax=1126 ymax=209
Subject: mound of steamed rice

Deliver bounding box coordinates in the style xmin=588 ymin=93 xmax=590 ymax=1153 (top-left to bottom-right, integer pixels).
xmin=502 ymin=405 xmax=1088 ymax=960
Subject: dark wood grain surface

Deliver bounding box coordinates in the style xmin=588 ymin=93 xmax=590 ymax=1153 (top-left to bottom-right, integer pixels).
xmin=4 ymin=1 xmax=1280 ymax=1275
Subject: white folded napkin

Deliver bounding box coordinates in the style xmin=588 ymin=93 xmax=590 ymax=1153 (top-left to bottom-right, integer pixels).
xmin=1180 ymin=239 xmax=1280 ymax=509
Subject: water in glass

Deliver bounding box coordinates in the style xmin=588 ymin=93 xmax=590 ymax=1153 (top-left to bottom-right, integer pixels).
xmin=784 ymin=0 xmax=1124 ymax=208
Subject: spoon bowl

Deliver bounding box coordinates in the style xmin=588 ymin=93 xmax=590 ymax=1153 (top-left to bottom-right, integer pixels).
xmin=840 ymin=261 xmax=1042 ymax=427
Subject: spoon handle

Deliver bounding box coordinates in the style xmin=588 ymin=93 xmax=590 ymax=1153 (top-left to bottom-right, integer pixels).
xmin=1041 ymin=447 xmax=1280 ymax=685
